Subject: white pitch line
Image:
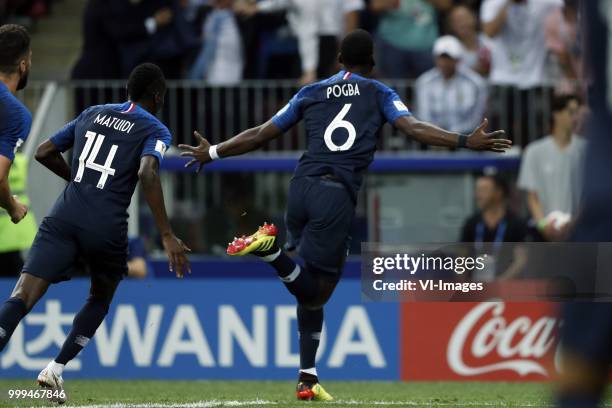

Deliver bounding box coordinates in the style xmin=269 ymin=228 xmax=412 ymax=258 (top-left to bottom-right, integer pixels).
xmin=22 ymin=400 xmax=560 ymax=408
xmin=332 ymin=401 xmax=553 ymax=407
xmin=41 ymin=401 xmax=277 ymax=408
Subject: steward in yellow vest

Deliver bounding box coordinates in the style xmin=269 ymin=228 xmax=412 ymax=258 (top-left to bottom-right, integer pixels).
xmin=0 ymin=153 xmax=37 ymax=276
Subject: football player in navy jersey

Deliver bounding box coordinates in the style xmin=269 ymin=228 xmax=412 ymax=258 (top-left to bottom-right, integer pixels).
xmin=0 ymin=63 xmax=190 ymax=403
xmin=0 ymin=24 xmax=32 ymax=225
xmin=180 ymin=30 xmax=511 ymax=400
xmin=556 ymin=1 xmax=612 ymax=407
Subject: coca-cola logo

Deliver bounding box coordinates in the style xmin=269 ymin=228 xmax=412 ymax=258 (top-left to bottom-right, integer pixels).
xmin=447 ymin=302 xmax=559 ymax=377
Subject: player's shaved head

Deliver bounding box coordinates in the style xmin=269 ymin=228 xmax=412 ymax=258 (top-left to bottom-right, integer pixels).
xmin=0 ymin=24 xmax=30 ymax=74
xmin=127 ymin=63 xmax=166 ymax=111
xmin=338 ymin=29 xmax=375 ymax=72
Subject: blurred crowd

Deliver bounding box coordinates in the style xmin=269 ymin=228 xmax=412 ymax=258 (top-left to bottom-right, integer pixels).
xmin=68 ymin=0 xmax=581 ymax=144
xmin=6 ymin=0 xmax=582 ymax=147
xmin=70 ymin=0 xmax=578 ymax=86
xmin=0 ymin=0 xmax=53 ymax=25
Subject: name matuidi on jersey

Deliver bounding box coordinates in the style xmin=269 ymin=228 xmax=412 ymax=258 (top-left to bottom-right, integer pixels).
xmin=93 ymin=114 xmax=135 ymax=133
xmin=326 ymin=83 xmax=360 ymax=99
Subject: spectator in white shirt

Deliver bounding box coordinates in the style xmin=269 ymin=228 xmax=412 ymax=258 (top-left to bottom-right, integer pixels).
xmin=188 ymin=0 xmax=243 ymax=85
xmin=415 ymin=36 xmax=488 ymax=136
xmin=481 ymin=0 xmax=562 ymax=145
xmin=480 ymin=0 xmax=562 ymax=88
xmin=518 ymin=94 xmax=585 ymax=241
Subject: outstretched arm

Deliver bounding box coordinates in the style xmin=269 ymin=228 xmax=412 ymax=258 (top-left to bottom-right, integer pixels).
xmin=179 ymin=120 xmax=284 ymax=172
xmin=394 ymin=116 xmax=511 ymax=152
xmin=139 ymin=155 xmax=191 ymax=277
xmin=35 ymin=140 xmax=72 ymax=182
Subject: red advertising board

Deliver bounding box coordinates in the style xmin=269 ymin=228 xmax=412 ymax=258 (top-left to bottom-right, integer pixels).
xmin=400 ymin=302 xmax=560 ymax=381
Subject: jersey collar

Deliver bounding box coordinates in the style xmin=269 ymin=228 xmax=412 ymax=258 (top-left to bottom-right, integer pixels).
xmin=121 ymin=101 xmax=137 ymax=113
xmin=338 ymin=70 xmax=364 ymax=81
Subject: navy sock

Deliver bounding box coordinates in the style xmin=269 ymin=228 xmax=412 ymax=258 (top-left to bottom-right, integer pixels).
xmin=298 ymin=371 xmax=318 ymax=385
xmin=260 ymin=250 xmax=318 ymax=302
xmin=269 ymin=251 xmax=297 ymax=279
xmin=55 ymin=297 xmax=109 ymax=365
xmin=284 ymin=265 xmax=319 ymax=304
xmin=0 ymin=297 xmax=27 ymax=352
xmin=298 ymin=305 xmax=323 ymax=375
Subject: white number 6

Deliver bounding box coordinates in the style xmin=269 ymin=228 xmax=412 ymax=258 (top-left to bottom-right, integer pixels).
xmin=324 ymin=103 xmax=356 ymax=151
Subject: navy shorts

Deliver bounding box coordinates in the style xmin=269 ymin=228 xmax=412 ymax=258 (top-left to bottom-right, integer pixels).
xmin=23 ymin=217 xmax=128 ymax=283
xmin=285 ymin=176 xmax=355 ymax=274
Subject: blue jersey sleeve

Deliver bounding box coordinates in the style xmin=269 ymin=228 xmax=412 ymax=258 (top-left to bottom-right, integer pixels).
xmin=49 ymin=118 xmax=78 ymax=152
xmin=271 ymin=87 xmax=309 ymax=132
xmin=0 ymin=103 xmax=31 ymax=161
xmin=141 ymin=126 xmax=172 ymax=163
xmin=377 ymin=83 xmax=412 ymax=124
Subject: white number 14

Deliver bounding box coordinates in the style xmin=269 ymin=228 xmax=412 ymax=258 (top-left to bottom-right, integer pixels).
xmin=75 ymin=131 xmax=118 ymax=189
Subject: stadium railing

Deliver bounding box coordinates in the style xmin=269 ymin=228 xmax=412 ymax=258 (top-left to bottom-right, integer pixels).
xmin=20 ymin=80 xmax=556 ymax=149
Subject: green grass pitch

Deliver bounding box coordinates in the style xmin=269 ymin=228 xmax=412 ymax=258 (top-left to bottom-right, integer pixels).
xmin=0 ymin=380 xmax=564 ymax=407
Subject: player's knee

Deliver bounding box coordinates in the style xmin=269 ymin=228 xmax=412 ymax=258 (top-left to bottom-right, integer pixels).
xmin=89 ymin=276 xmax=119 ymax=307
xmin=9 ymin=287 xmax=30 ymax=307
xmin=295 ymin=289 xmax=326 ymax=309
xmin=298 ymin=264 xmax=339 ymax=309
xmin=10 ymin=274 xmax=49 ymax=311
xmin=298 ymin=298 xmax=317 ymax=310
xmin=86 ymin=295 xmax=111 ymax=315
xmin=300 ymin=302 xmax=324 ymax=311
xmin=298 ymin=294 xmax=329 ymax=310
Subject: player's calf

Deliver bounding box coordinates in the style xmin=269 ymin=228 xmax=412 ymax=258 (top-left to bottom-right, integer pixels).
xmin=0 ymin=297 xmax=27 ymax=352
xmin=0 ymin=274 xmax=49 ymax=351
xmin=296 ymin=305 xmax=326 ymax=400
xmin=55 ymin=296 xmax=109 ymax=366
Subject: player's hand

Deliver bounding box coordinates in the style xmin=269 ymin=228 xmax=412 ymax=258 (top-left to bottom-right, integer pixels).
xmin=8 ymin=195 xmax=27 ymax=224
xmin=179 ymin=131 xmax=211 ymax=173
xmin=542 ymin=219 xmax=572 ymax=242
xmin=162 ymin=233 xmax=192 ymax=278
xmin=466 ymin=118 xmax=512 ymax=153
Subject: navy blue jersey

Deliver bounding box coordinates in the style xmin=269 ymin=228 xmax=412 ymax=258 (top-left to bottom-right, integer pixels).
xmin=0 ymin=82 xmax=31 ymax=161
xmin=571 ymin=0 xmax=612 ymax=242
xmin=48 ymin=101 xmax=171 ymax=233
xmin=272 ymin=70 xmax=411 ymax=200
